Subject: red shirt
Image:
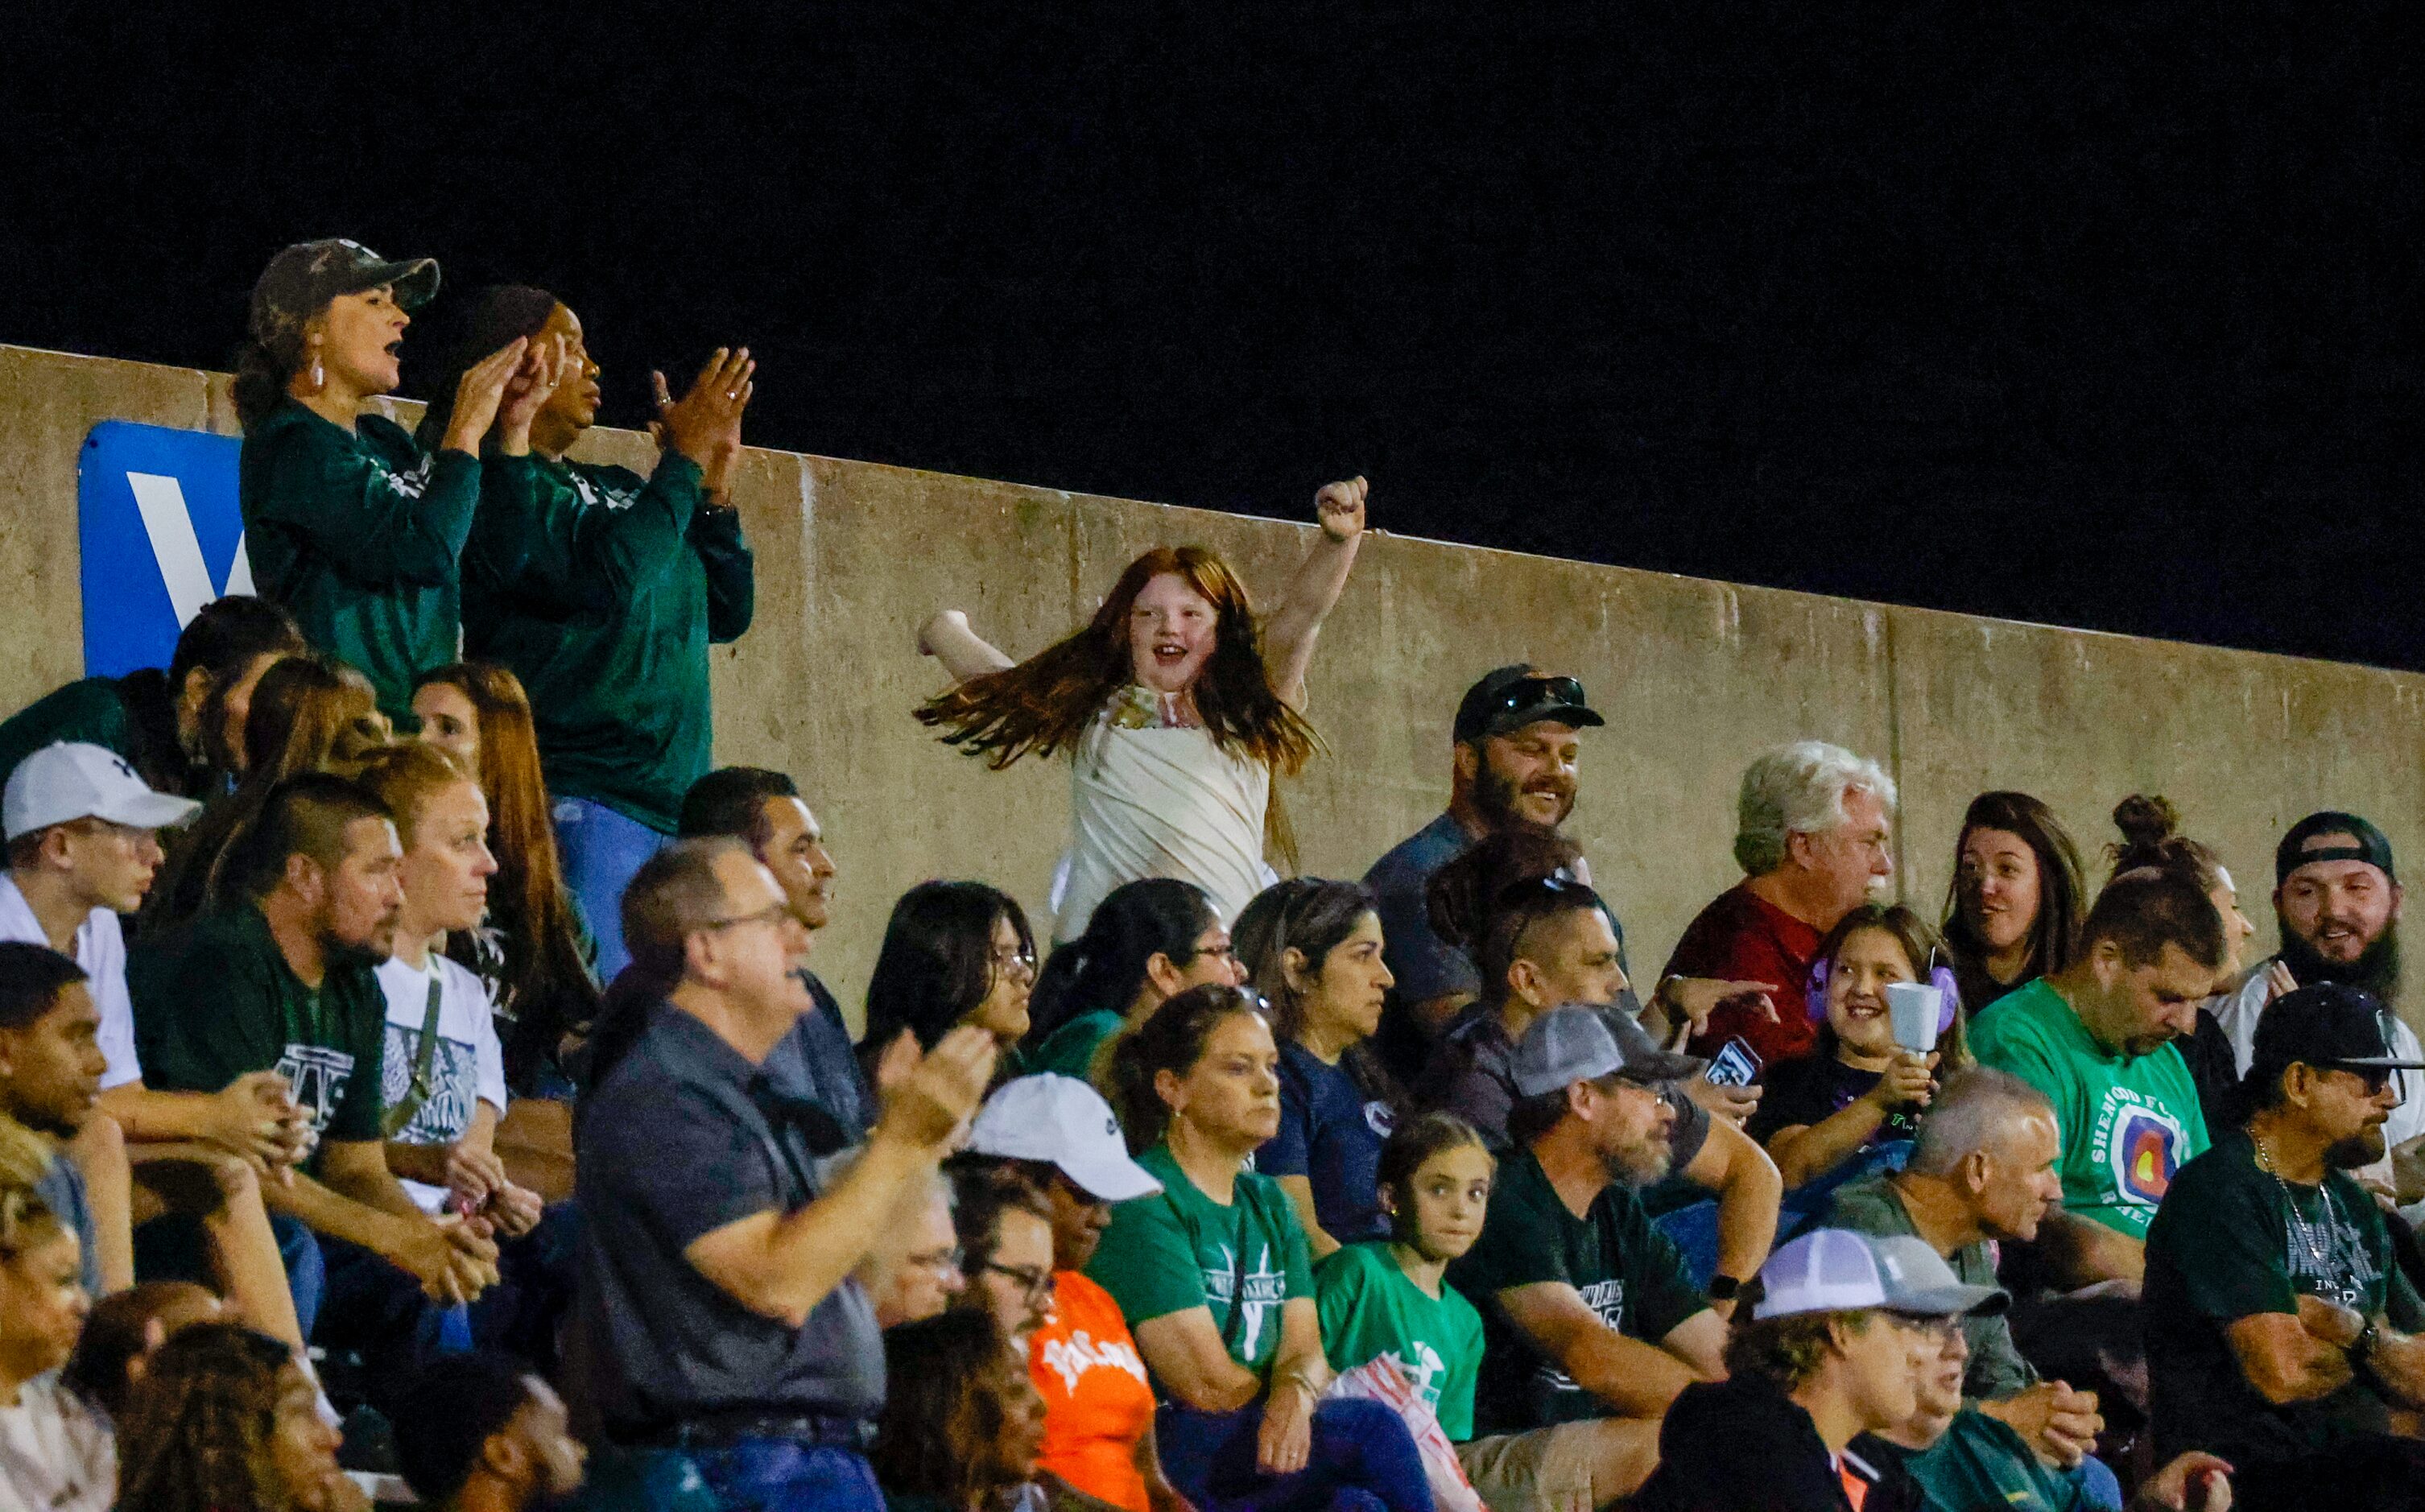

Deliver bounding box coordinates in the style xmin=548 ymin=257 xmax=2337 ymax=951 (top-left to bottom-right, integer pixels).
xmin=1030 ymin=1270 xmax=1155 ymax=1511
xmin=1663 ymin=882 xmax=1824 ymax=1069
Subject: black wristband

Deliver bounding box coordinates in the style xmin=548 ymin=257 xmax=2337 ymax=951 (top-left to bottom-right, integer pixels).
xmin=1706 ymin=1274 xmax=1742 ymax=1303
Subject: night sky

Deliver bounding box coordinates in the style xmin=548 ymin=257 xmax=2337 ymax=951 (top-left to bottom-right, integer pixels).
xmin=8 ymin=2 xmax=2419 ymax=667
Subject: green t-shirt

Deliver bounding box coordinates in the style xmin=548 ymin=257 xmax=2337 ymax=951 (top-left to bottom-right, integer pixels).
xmin=1028 ymin=1010 xmax=1125 ymax=1084
xmin=1824 ymin=1171 xmax=2037 ymax=1402
xmin=239 ymin=400 xmax=483 ymax=723
xmin=1860 ymin=1410 xmax=2088 ymax=1512
xmin=2143 ymin=1127 xmax=2425 ymax=1467
xmin=0 ymin=677 xmax=132 ymax=796
xmin=1970 ymin=977 xmax=2209 ymax=1239
xmin=1445 ymin=1146 xmax=1707 ymax=1433
xmin=128 ymin=904 xmax=389 ymax=1152
xmin=1085 ymin=1142 xmax=1314 ymax=1382
xmin=461 ymin=452 xmax=752 ymax=832
xmin=1315 ymin=1241 xmax=1488 ymax=1440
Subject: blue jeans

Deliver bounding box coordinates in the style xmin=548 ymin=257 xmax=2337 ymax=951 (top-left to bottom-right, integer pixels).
xmin=2067 ymin=1454 xmax=2123 ymax=1511
xmin=625 ymin=1441 xmax=882 ymax=1512
xmin=554 ymin=797 xmax=675 ymax=982
xmin=1155 ymin=1398 xmax=1436 ymax=1512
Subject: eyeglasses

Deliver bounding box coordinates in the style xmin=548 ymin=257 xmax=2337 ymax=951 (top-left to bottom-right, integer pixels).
xmin=905 ymin=1244 xmax=964 ymax=1276
xmin=705 ymin=903 xmax=793 ymax=934
xmin=991 ymin=944 xmax=1038 ymax=977
xmin=979 ymin=1261 xmax=1056 ymax=1306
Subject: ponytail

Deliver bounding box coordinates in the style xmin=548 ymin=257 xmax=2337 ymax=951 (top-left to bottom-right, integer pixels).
xmin=230 ymin=337 xmax=301 ymax=435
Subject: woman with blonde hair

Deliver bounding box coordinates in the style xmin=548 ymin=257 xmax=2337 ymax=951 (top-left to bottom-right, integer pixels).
xmin=411 ymin=663 xmax=599 ymax=1099
xmin=916 ymin=480 xmax=1372 ymax=943
xmin=0 ymin=1121 xmax=109 ymax=1512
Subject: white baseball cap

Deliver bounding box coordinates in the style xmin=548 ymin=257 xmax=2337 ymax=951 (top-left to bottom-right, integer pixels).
xmin=1754 ymin=1229 xmax=2008 ymax=1321
xmin=966 ymin=1075 xmax=1163 ymax=1203
xmin=3 ymin=742 xmax=202 ymax=842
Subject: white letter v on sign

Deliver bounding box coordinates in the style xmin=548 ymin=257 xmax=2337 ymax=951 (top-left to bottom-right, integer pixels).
xmin=126 ymin=472 xmax=254 ymax=626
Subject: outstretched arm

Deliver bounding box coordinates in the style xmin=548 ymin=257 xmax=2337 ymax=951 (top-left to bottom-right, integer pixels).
xmin=1262 ymin=477 xmax=1369 ymax=708
xmin=919 ymin=609 xmax=1016 ymax=684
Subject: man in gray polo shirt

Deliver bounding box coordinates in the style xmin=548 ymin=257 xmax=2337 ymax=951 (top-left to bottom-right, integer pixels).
xmin=575 ymin=837 xmax=993 ymax=1511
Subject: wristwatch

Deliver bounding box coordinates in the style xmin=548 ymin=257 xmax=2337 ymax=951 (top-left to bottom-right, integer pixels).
xmin=1706 ymin=1274 xmax=1743 ymax=1303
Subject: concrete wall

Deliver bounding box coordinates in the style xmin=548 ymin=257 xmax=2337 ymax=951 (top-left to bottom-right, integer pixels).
xmin=8 ymin=342 xmax=2422 ymax=1032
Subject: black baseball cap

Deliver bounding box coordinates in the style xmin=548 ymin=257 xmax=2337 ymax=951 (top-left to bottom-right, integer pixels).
xmin=2276 ymin=812 xmax=2397 ymax=889
xmin=1452 ymin=665 xmax=1606 ymax=745
xmin=2249 ymin=983 xmax=2425 ymax=1082
xmin=249 ymin=238 xmax=441 ymax=349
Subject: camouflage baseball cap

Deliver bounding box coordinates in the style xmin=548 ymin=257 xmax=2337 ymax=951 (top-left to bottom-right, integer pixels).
xmin=247 ymin=239 xmax=440 ymax=348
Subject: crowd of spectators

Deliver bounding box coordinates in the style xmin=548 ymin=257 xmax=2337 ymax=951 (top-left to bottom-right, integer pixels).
xmin=14 ymin=233 xmax=2425 ymax=1512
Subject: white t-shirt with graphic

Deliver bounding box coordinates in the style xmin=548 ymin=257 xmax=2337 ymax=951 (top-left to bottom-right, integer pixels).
xmin=374 ymin=952 xmax=508 ymax=1214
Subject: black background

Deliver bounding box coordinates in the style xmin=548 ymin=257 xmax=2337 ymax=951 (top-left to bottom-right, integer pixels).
xmin=6 ymin=3 xmax=2419 ymax=667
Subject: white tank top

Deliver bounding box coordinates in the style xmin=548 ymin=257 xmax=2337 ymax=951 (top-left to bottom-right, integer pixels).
xmin=1052 ymin=693 xmax=1273 ymax=941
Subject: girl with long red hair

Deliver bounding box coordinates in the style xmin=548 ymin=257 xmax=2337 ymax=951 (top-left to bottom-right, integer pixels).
xmin=917 ymin=479 xmax=1372 ymax=942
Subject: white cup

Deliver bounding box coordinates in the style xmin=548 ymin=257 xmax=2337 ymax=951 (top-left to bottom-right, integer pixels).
xmin=1885 ymin=981 xmax=1944 ymax=1055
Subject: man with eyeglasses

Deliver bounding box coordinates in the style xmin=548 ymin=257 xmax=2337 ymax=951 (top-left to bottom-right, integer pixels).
xmin=871 ymin=1173 xmax=966 ymax=1328
xmin=948 ymin=1163 xmax=1058 ymax=1349
xmin=574 ymin=837 xmax=995 ymax=1512
xmin=1365 ymin=667 xmax=1606 ymax=1084
xmin=2145 ymin=984 xmax=2425 ymax=1510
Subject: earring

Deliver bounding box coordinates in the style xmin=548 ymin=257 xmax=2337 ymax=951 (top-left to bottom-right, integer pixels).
xmin=308 ymin=355 xmax=324 ymax=393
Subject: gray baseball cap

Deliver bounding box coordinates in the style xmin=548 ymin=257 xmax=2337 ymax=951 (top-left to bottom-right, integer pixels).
xmin=1754 ymin=1229 xmax=2009 ymax=1320
xmin=249 ymin=238 xmax=440 ymax=349
xmin=1510 ymin=1004 xmax=1702 ymax=1098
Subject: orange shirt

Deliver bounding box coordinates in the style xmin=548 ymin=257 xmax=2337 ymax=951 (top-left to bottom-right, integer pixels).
xmin=1031 ymin=1270 xmax=1156 ymax=1512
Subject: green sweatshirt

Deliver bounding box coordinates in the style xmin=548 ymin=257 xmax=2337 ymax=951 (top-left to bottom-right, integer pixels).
xmin=239 ymin=400 xmax=481 ymax=721
xmin=0 ymin=676 xmax=133 ymax=792
xmin=461 ymin=450 xmax=754 ymax=833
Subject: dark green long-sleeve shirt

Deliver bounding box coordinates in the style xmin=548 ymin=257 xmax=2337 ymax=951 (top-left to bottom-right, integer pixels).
xmin=462 ymin=450 xmax=754 ymax=833
xmin=239 ymin=400 xmax=481 ymax=721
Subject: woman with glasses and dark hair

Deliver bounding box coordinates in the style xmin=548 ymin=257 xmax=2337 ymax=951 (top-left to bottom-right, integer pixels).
xmin=916 ymin=481 xmax=1373 ymax=945
xmin=1942 ymin=791 xmax=2088 ymax=1019
xmin=1025 ymin=878 xmax=1242 ymax=1084
xmin=861 ymin=882 xmax=1039 ymax=1083
xmin=1233 ymin=878 xmax=1405 ymax=1258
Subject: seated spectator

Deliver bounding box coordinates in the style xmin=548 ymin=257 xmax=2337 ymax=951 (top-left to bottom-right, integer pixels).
xmin=1970 ymin=870 xmax=2223 ymax=1288
xmin=572 ymin=839 xmax=994 ymax=1510
xmin=1361 ymin=664 xmax=1606 ymax=1082
xmin=948 ymin=1163 xmax=1058 ymax=1350
xmin=1942 ymin=791 xmax=2088 ymax=1022
xmin=1858 ymin=1311 xmax=2229 ymax=1512
xmin=1417 ymin=877 xmax=1780 ymax=1310
xmin=232 ymin=238 xmax=540 ymax=724
xmin=869 ymin=1172 xmax=967 ymax=1330
xmin=426 ymin=286 xmax=756 ymax=981
xmin=916 ymin=480 xmax=1371 ymax=944
xmin=863 ymin=882 xmax=1039 ymax=1075
xmin=1662 ymin=740 xmax=1897 ymax=1068
xmin=1234 ymin=877 xmax=1404 ymax=1256
xmin=871 ymin=1309 xmax=1049 ymax=1512
xmin=390 ymin=1353 xmax=588 ymax=1512
xmin=0 ymin=595 xmax=304 ymax=800
xmin=60 ymin=1279 xmax=224 ymax=1421
xmin=356 ymin=745 xmax=543 ymax=1239
xmin=1091 ymin=985 xmax=1432 ymax=1512
xmin=2209 ymin=812 xmax=2425 ymax=1217
xmin=1750 ymin=903 xmax=1949 ymax=1191
xmin=1316 ymin=1112 xmax=1490 ymax=1448
xmin=145 ymin=652 xmax=392 ymax=930
xmin=114 ymin=1323 xmax=349 ymax=1512
xmin=1632 ymin=1228 xmax=2006 ymax=1512
xmin=2104 ymin=796 xmax=2262 ymax=1129
xmin=962 ymin=1075 xmax=1184 ymax=1512
xmin=678 ymin=766 xmax=870 ymax=1138
xmin=1826 ymin=1069 xmax=2108 ymax=1473
xmin=1024 ymin=878 xmax=1239 ymax=1087
xmin=1445 ymin=1006 xmax=1728 ymax=1511
xmin=412 ymin=664 xmax=601 ymax=1108
xmin=130 ymin=774 xmax=498 ymax=1393
xmin=2145 ymin=983 xmax=2425 ymax=1510
xmin=0 ymin=1134 xmax=108 ymax=1512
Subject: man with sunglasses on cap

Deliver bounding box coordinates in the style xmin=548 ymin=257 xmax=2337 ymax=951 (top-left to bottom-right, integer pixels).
xmin=2145 ymin=983 xmax=2425 ymax=1510
xmin=1634 ymin=1226 xmax=2009 ymax=1512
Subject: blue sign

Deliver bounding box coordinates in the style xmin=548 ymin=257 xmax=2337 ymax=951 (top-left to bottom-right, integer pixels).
xmin=77 ymin=421 xmax=251 ymax=678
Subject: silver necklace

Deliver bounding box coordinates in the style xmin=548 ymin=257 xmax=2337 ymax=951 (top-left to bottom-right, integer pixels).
xmin=2251 ymin=1131 xmax=2336 ymax=1279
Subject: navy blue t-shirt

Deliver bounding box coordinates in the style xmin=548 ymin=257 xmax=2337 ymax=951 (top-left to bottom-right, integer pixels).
xmin=1260 ymin=1041 xmax=1396 ymax=1244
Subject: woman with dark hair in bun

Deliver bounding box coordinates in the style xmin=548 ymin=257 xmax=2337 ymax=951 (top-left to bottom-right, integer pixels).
xmin=233 ymin=239 xmax=549 ymax=724
xmin=419 ymin=285 xmax=756 ymax=981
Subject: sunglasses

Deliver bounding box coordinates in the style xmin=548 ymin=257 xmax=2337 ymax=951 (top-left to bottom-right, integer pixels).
xmin=1484 ymin=675 xmax=1589 ymax=717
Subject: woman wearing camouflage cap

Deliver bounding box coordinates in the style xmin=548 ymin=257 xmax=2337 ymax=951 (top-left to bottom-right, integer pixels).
xmin=231 ymin=238 xmax=555 ymax=724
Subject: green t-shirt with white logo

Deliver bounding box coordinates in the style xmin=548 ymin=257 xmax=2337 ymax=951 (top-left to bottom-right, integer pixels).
xmin=1085 ymin=1142 xmax=1313 ymax=1383
xmin=1970 ymin=977 xmax=2209 ymax=1240
xmin=1316 ymin=1241 xmax=1486 ymax=1440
